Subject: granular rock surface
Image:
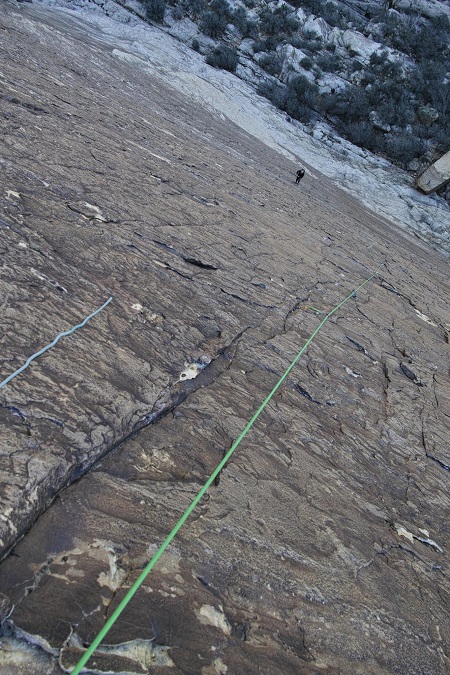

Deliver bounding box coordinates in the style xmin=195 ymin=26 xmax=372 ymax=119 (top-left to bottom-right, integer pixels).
xmin=0 ymin=4 xmax=449 ymax=674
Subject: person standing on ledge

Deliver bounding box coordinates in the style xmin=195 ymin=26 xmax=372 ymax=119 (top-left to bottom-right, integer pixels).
xmin=296 ymin=168 xmax=305 ymax=183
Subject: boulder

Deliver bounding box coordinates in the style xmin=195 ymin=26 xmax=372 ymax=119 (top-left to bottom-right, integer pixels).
xmin=416 ymin=150 xmax=450 ymax=193
xmin=396 ymin=0 xmax=450 ymax=20
xmin=277 ymin=44 xmax=316 ymax=82
xmin=407 ymin=158 xmax=420 ymax=172
xmin=417 ymin=105 xmax=439 ymax=126
xmin=340 ymin=29 xmax=383 ymax=63
xmin=328 ymin=27 xmax=385 ymax=65
xmin=302 ymin=16 xmax=330 ymax=41
xmin=316 ymin=72 xmax=347 ymax=94
xmin=369 ymin=110 xmax=391 ymax=132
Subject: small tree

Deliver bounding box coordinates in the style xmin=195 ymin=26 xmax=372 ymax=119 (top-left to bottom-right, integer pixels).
xmin=180 ymin=0 xmax=207 ymax=19
xmin=141 ymin=0 xmax=165 ymax=23
xmin=259 ymin=3 xmax=299 ymax=37
xmin=386 ymin=133 xmax=425 ymax=166
xmin=206 ymin=45 xmax=239 ymax=72
xmin=199 ymin=0 xmax=232 ymax=38
xmin=232 ymin=6 xmax=256 ymax=38
xmin=259 ymin=52 xmax=283 ymax=76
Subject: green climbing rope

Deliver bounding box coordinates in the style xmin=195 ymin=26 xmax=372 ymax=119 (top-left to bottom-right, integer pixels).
xmin=70 ymin=267 xmax=381 ymax=674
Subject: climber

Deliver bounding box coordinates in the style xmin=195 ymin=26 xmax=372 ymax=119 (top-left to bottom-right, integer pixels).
xmin=295 ymin=168 xmax=305 ymax=183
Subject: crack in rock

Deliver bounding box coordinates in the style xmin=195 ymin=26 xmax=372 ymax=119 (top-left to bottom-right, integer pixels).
xmin=153 ymin=239 xmax=218 ymax=269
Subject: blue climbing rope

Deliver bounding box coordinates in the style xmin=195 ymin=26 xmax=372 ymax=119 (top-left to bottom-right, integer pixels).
xmin=0 ymin=297 xmax=113 ymax=390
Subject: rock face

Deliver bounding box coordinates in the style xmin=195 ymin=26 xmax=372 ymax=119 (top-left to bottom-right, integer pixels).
xmin=0 ymin=4 xmax=449 ymax=675
xmin=329 ymin=27 xmax=383 ymax=64
xmin=417 ymin=149 xmax=450 ymax=193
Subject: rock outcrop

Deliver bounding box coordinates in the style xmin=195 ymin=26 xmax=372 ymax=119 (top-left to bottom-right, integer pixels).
xmin=417 ymin=149 xmax=450 ymax=193
xmin=0 ymin=3 xmax=449 ymax=675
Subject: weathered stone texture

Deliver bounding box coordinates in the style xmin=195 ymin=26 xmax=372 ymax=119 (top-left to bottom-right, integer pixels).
xmin=417 ymin=150 xmax=450 ymax=193
xmin=0 ymin=4 xmax=449 ymax=675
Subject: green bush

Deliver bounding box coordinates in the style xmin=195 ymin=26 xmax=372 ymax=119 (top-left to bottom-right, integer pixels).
xmin=284 ymin=75 xmax=319 ymax=118
xmin=206 ymin=45 xmax=239 ymax=72
xmin=291 ymin=33 xmax=323 ymax=53
xmin=141 ymin=0 xmax=165 ymax=23
xmin=259 ymin=52 xmax=283 ymax=76
xmin=300 ymin=56 xmax=313 ymax=70
xmin=385 ymin=133 xmax=425 ymax=165
xmin=316 ymin=52 xmax=341 ymax=73
xmin=181 ymin=0 xmax=207 ymax=19
xmin=232 ymin=6 xmax=256 ymax=38
xmin=342 ymin=121 xmax=379 ymax=149
xmin=258 ymin=3 xmax=299 ymax=37
xmin=200 ymin=11 xmax=228 ymax=39
xmin=257 ymin=80 xmax=288 ymax=109
xmin=322 ymin=85 xmax=370 ymax=123
xmin=253 ymin=36 xmax=280 ymax=53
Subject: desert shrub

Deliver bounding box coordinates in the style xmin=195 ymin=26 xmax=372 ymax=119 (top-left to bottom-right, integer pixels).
xmin=385 ymin=132 xmax=425 ymax=165
xmin=259 ymin=52 xmax=283 ymax=76
xmin=200 ymin=11 xmax=228 ymax=38
xmin=253 ymin=36 xmax=280 ymax=52
xmin=140 ymin=0 xmax=165 ymax=22
xmin=316 ymin=51 xmax=341 ymax=73
xmin=371 ymin=10 xmax=449 ymax=63
xmin=396 ymin=18 xmax=448 ymax=61
xmin=378 ymin=97 xmax=415 ymax=127
xmin=206 ymin=45 xmax=239 ymax=72
xmin=300 ymin=56 xmax=313 ymax=70
xmin=232 ymin=6 xmax=256 ymax=38
xmin=292 ymin=33 xmax=323 ymax=53
xmin=321 ymin=2 xmax=348 ymax=29
xmin=257 ymin=80 xmax=288 ymax=109
xmin=290 ymin=0 xmax=363 ymax=29
xmin=258 ymin=3 xmax=299 ymax=37
xmin=181 ymin=0 xmax=207 ymax=19
xmin=342 ymin=121 xmax=379 ymax=149
xmin=197 ymin=0 xmax=232 ymax=37
xmin=210 ymin=0 xmax=231 ymax=19
xmin=257 ymin=73 xmax=318 ymax=122
xmin=291 ymin=0 xmax=322 ymax=15
xmin=284 ymin=75 xmax=319 ymax=117
xmin=172 ymin=6 xmax=183 ymax=21
xmin=430 ymin=80 xmax=450 ymax=120
xmin=293 ymin=103 xmax=316 ymax=123
xmin=428 ymin=124 xmax=450 ymax=153
xmin=322 ymin=85 xmax=370 ymax=123
xmin=348 ymin=57 xmax=364 ymax=74
xmin=411 ymin=60 xmax=448 ymax=106
xmin=369 ymin=51 xmax=403 ymax=80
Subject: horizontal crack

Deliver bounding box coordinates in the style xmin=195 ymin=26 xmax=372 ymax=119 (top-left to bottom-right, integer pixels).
xmin=153 ymin=240 xmax=218 ymax=270
xmin=220 ymin=287 xmax=276 ymax=309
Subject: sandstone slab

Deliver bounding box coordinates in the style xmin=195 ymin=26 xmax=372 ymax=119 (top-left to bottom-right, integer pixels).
xmin=0 ymin=4 xmax=449 ymax=675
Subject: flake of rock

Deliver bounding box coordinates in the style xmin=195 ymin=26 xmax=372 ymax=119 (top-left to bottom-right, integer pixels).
xmin=179 ymin=363 xmax=202 ymax=381
xmin=67 ymin=201 xmax=109 ymax=222
xmin=345 ymin=366 xmax=360 ymax=378
xmin=400 ymin=362 xmax=424 ymax=386
xmin=394 ymin=524 xmax=415 ymax=544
